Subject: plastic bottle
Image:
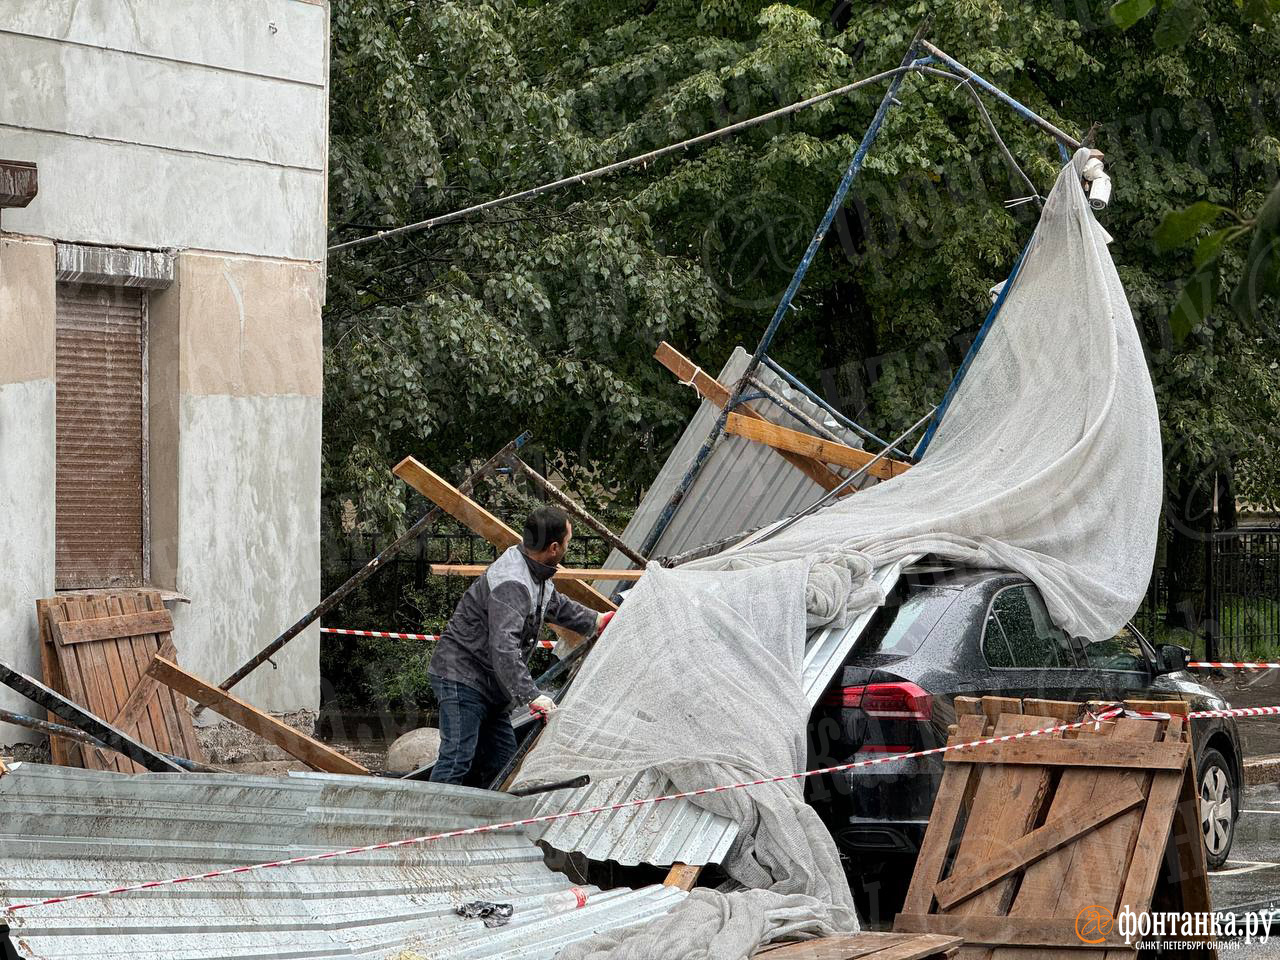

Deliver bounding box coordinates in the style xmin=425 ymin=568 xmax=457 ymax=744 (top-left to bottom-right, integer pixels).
xmin=543 ymin=886 xmax=589 ymax=913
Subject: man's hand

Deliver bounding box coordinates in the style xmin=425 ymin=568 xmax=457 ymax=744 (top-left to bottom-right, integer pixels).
xmin=596 ymin=610 xmax=615 ymax=635
xmin=530 ymin=695 xmax=556 ymax=721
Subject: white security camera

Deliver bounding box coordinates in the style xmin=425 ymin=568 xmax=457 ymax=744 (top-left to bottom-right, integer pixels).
xmin=1081 ymin=153 xmax=1111 ymax=211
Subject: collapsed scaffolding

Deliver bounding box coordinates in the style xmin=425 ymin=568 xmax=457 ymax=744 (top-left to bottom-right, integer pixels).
xmin=0 ymin=23 xmax=1189 ymax=960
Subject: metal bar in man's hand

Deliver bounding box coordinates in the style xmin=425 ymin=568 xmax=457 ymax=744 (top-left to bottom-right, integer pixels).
xmin=200 ymin=433 xmax=532 ymax=712
xmin=0 ymin=660 xmax=184 ymax=772
xmin=504 ymin=455 xmax=648 ymax=568
xmin=507 ymin=774 xmax=590 ymax=797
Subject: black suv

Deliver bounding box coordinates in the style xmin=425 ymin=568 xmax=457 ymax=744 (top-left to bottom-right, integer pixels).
xmin=805 ymin=561 xmax=1243 ymax=921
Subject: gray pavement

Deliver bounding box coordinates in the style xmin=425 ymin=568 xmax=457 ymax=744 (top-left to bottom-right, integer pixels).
xmin=1209 ymin=783 xmax=1280 ymax=957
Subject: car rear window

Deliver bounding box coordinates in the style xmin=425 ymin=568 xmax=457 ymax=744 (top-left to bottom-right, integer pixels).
xmin=851 ymin=588 xmax=955 ymax=658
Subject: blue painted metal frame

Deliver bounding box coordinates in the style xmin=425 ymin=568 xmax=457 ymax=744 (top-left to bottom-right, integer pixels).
xmin=911 ymin=237 xmax=1032 ymax=458
xmin=637 ymin=34 xmax=1085 ymax=554
xmin=636 ymin=35 xmax=931 ymax=557
xmin=920 ymin=41 xmax=1081 ymax=152
xmin=758 ymin=354 xmax=901 ymax=454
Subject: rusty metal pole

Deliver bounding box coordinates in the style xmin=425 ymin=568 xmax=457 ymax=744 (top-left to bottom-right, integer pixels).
xmin=504 ymin=454 xmax=648 ymax=568
xmin=200 ymin=433 xmax=532 ymax=710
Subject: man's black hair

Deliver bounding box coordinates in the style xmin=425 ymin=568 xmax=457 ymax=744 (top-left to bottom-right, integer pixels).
xmin=523 ymin=506 xmax=571 ymax=551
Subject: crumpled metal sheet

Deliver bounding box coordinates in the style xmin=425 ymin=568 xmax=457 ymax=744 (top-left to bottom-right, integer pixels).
xmin=526 ymin=365 xmax=908 ymax=870
xmin=0 ymin=763 xmax=684 ymax=959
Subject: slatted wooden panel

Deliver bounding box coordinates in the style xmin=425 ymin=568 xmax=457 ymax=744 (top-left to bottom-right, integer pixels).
xmin=37 ymin=590 xmax=202 ymax=773
xmin=895 ymin=697 xmax=1214 ymax=960
xmin=754 ymin=931 xmax=962 ymax=959
xmin=55 ymin=285 xmax=146 ymax=589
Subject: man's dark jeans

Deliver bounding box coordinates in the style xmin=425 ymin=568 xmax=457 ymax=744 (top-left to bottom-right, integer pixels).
xmin=428 ymin=675 xmax=517 ymax=787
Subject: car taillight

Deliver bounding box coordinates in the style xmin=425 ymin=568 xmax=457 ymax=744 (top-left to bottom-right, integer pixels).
xmin=861 ymin=682 xmax=931 ymax=719
xmin=819 ymin=685 xmax=864 ymax=708
xmin=820 ymin=681 xmax=932 ymax=718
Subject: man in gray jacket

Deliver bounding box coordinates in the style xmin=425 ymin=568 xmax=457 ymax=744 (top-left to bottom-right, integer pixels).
xmin=427 ymin=506 xmax=607 ymax=786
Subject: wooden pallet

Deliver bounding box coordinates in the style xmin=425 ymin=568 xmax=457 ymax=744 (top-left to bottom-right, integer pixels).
xmin=754 ymin=931 xmax=961 ymax=959
xmin=36 ymin=591 xmax=204 ymax=773
xmin=893 ymin=696 xmax=1214 ymax=960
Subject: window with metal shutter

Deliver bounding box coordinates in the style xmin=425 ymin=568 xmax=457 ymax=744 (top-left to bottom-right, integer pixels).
xmin=55 ymin=285 xmax=147 ymax=589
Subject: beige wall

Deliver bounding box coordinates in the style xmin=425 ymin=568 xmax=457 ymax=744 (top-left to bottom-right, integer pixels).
xmin=177 ymin=252 xmax=324 ymax=399
xmin=154 ymin=250 xmax=324 ymax=715
xmin=0 ymin=236 xmax=55 ymax=386
xmin=0 ymin=235 xmax=57 ymax=744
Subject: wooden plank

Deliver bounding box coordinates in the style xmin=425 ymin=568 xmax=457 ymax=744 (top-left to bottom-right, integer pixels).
xmin=654 ymin=342 xmax=850 ymax=494
xmin=393 ymin=456 xmax=615 ymax=614
xmin=945 ymin=713 xmax=1057 ymax=921
xmin=895 ymin=914 xmax=1131 ymax=950
xmin=944 ymin=737 xmax=1188 ymax=771
xmin=1021 ymin=700 xmax=1082 ymax=723
xmin=725 ymin=412 xmax=911 ymax=480
xmin=66 ymin=597 xmax=128 ymax=773
xmin=1122 ymin=699 xmax=1189 ymax=717
xmin=756 ymin=932 xmax=963 ymax=960
xmin=1166 ymin=724 xmax=1214 ymax=918
xmin=978 ymin=697 xmax=1023 ymax=726
xmin=147 ymin=656 xmax=369 ymax=776
xmin=50 ymin=609 xmax=174 ymax=646
xmin=934 ymin=780 xmax=1148 ymax=910
xmin=953 ymin=696 xmax=985 ymax=718
xmin=994 ymin=718 xmax=1157 ymax=960
xmin=430 ymin=563 xmax=646 ymax=582
xmin=130 ymin=593 xmax=188 ymax=760
xmin=662 ymin=863 xmax=702 ymax=890
xmin=900 ymin=713 xmax=989 ymax=916
xmin=1114 ymin=717 xmax=1188 ymax=922
xmin=36 ymin=598 xmax=77 ymax=767
xmin=98 ymin=594 xmax=155 ymax=772
xmin=109 ymin=636 xmax=175 ymax=735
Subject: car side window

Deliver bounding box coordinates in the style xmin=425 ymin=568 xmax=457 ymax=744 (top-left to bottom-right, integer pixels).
xmin=982 ymin=585 xmax=1073 ymax=669
xmin=1080 ymin=626 xmax=1148 ymax=673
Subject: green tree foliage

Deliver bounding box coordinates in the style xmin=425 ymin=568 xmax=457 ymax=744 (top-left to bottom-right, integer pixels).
xmin=326 ymin=1 xmax=1280 ymax=643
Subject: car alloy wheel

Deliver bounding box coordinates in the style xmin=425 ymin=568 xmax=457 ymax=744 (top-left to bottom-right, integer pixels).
xmin=1199 ymin=748 xmax=1235 ymax=869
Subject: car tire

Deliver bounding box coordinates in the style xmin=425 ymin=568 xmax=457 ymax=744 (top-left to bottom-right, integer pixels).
xmin=1198 ymin=747 xmax=1236 ymax=870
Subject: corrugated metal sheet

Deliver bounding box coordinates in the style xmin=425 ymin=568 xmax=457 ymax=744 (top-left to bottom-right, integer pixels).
xmin=526 ymin=767 xmax=738 ymax=868
xmin=529 ymin=353 xmax=897 ymax=868
xmin=601 ymin=347 xmax=869 ymax=578
xmin=0 ymin=763 xmax=685 ymax=959
xmin=54 ymin=285 xmax=147 ymax=589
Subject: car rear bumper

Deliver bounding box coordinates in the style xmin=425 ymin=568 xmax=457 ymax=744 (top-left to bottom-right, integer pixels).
xmin=811 ymin=754 xmax=941 ymax=858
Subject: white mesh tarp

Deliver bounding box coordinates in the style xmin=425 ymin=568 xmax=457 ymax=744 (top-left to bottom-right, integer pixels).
xmin=525 ymin=148 xmax=1162 ymax=959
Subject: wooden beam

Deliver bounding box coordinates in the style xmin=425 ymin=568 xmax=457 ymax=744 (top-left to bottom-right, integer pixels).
xmin=724 ymin=412 xmax=910 ymax=480
xmin=146 ymin=657 xmax=369 ymax=776
xmin=932 ymin=780 xmax=1146 ymax=910
xmin=662 ymin=863 xmax=702 ymax=890
xmin=894 ymin=914 xmax=1135 ymax=949
xmin=50 ymin=609 xmax=174 ymax=646
xmin=943 ymin=737 xmax=1189 ymax=771
xmin=393 ymin=457 xmax=615 ymax=613
xmin=107 ymin=639 xmax=176 ymax=734
xmin=431 ymin=563 xmax=645 ymax=582
xmin=654 ymin=342 xmax=850 ymax=495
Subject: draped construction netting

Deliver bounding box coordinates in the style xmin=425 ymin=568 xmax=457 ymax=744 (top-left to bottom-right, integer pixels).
xmin=524 ymin=148 xmax=1162 ymax=959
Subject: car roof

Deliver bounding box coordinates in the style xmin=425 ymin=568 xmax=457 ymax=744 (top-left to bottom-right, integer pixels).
xmin=899 ymin=559 xmax=1023 ymax=592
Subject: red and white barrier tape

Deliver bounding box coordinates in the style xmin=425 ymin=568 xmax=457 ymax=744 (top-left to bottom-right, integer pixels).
xmin=7 ymin=702 xmax=1280 ymax=914
xmin=1189 ymin=661 xmax=1280 ymax=670
xmin=321 ymin=627 xmax=554 ymax=649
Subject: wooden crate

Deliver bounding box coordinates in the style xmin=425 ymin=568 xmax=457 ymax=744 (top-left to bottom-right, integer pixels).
xmin=893 ymin=696 xmax=1214 ymax=959
xmin=755 ymin=931 xmax=961 ymax=959
xmin=36 ymin=590 xmax=203 ymax=772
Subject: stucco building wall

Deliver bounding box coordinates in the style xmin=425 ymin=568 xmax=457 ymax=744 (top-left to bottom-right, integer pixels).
xmin=0 ymin=0 xmax=328 ymax=739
